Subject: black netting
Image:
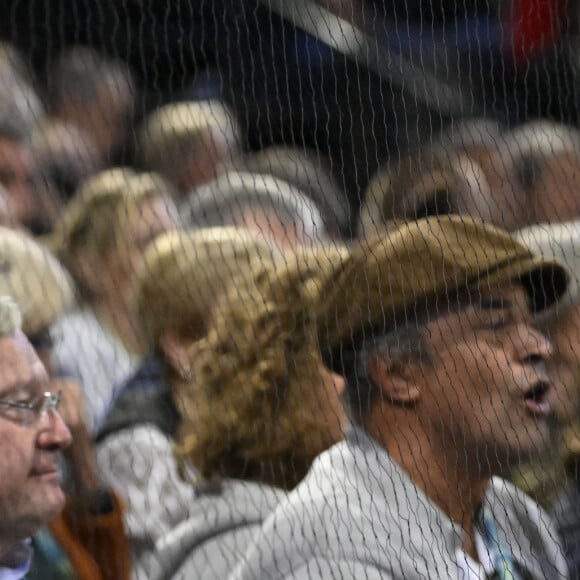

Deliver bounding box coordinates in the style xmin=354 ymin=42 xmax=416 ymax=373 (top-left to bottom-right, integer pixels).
xmin=0 ymin=1 xmax=577 ymax=579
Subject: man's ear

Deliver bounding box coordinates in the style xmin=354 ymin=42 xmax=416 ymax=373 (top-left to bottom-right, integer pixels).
xmin=367 ymin=349 xmax=421 ymax=405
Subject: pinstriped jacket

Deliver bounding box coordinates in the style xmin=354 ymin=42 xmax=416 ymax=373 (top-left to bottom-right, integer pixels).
xmin=231 ymin=428 xmax=570 ymax=580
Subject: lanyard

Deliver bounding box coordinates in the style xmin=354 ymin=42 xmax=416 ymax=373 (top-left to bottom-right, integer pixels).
xmin=480 ymin=507 xmax=522 ymax=580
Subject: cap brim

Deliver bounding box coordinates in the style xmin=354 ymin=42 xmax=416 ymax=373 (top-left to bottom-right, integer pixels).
xmin=317 ymin=217 xmax=571 ymax=352
xmin=318 ymin=255 xmax=569 ymax=353
xmin=482 ymin=257 xmax=569 ymax=313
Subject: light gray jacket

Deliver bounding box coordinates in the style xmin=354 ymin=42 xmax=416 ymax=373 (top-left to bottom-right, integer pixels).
xmin=148 ymin=479 xmax=284 ymax=580
xmin=231 ymin=428 xmax=569 ymax=580
xmin=52 ymin=308 xmax=138 ymax=434
xmin=97 ymin=425 xmax=200 ymax=579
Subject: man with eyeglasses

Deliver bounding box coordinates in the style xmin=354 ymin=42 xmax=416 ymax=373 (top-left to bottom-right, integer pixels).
xmin=0 ymin=225 xmax=130 ymax=579
xmin=0 ymin=295 xmax=71 ymax=578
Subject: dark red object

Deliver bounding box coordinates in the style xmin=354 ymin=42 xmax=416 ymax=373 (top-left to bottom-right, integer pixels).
xmin=507 ymin=0 xmax=566 ymax=63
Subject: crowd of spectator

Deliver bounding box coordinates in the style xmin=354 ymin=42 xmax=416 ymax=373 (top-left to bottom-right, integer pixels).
xmin=0 ymin=37 xmax=578 ymax=580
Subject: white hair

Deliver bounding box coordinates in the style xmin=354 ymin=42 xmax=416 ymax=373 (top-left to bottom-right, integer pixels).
xmin=183 ymin=172 xmax=327 ymax=243
xmin=508 ymin=121 xmax=580 ymax=158
xmin=515 ymin=220 xmax=580 ymax=322
xmin=0 ymin=296 xmax=22 ymax=337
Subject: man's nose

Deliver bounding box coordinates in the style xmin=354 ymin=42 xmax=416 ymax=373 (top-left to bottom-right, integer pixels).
xmin=37 ymin=409 xmax=72 ymax=450
xmin=513 ymin=323 xmax=554 ymax=366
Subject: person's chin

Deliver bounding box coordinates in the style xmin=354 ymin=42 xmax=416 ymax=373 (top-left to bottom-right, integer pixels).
xmin=30 ymin=477 xmax=67 ymax=516
xmin=43 ymin=488 xmax=67 ymax=520
xmin=511 ymin=425 xmax=551 ymax=463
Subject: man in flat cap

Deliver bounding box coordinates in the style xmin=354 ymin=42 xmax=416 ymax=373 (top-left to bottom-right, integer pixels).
xmin=233 ymin=216 xmax=570 ymax=579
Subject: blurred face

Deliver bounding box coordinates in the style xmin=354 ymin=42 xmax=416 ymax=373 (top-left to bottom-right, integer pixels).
xmin=418 ymin=284 xmax=554 ymax=468
xmin=0 ymin=138 xmax=38 ymax=228
xmin=91 ymin=77 xmax=134 ymax=157
xmin=105 ymin=196 xmax=180 ymax=299
xmin=171 ymin=128 xmax=239 ymax=194
xmin=459 ymin=146 xmax=532 ymax=232
xmin=61 ymin=75 xmax=134 ymax=158
xmin=460 ymin=146 xmax=580 ymax=230
xmin=521 ymin=152 xmax=580 ymax=224
xmin=0 ymin=331 xmax=71 ymax=551
xmin=542 ymin=303 xmax=580 ymax=426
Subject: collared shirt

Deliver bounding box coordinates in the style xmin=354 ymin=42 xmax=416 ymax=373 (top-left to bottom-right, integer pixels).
xmin=456 ymin=531 xmax=496 ymax=579
xmin=0 ymin=541 xmax=32 ymax=580
xmin=232 ymin=427 xmax=569 ymax=579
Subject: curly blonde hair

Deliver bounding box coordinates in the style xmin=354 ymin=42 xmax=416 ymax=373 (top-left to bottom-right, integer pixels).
xmin=173 ymin=262 xmax=339 ymax=490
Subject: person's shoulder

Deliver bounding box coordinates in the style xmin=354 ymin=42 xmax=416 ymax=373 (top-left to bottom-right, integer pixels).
xmin=219 ymin=479 xmax=286 ymax=516
xmin=231 ymin=557 xmax=394 ymax=580
xmin=52 ymin=307 xmax=136 ymax=365
xmin=232 ymin=438 xmax=406 ymax=580
xmin=488 ymin=476 xmax=559 ymax=533
xmin=489 ymin=476 xmax=551 ymax=516
xmin=52 ymin=306 xmax=100 ymax=334
xmin=488 ymin=477 xmax=570 ymax=578
xmin=96 ymin=423 xmax=172 ymax=468
xmin=150 ymin=480 xmax=284 ymax=580
xmin=98 ymin=423 xmax=169 ymax=448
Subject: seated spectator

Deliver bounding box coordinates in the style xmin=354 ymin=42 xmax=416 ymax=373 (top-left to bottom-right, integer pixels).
xmin=437 ymin=118 xmax=534 ymax=232
xmin=508 ymin=121 xmax=580 ymax=225
xmin=145 ymin=245 xmax=347 ymax=579
xmin=46 ymin=48 xmax=136 ymax=162
xmin=440 ymin=121 xmax=580 ymax=232
xmin=233 ymin=216 xmax=570 ymax=579
xmin=0 ymin=226 xmax=130 ymax=579
xmin=512 ymin=221 xmax=580 ymax=578
xmin=0 ymin=114 xmax=61 ymax=235
xmin=183 ymin=171 xmax=327 ymax=249
xmin=360 ymin=142 xmax=484 ymax=237
xmin=96 ymin=228 xmax=276 ymax=578
xmin=138 ymin=100 xmax=242 ymax=195
xmin=48 ymin=169 xmax=180 ymax=433
xmin=224 ymin=147 xmax=352 ymax=239
xmin=0 ymin=296 xmax=71 ymax=577
xmin=360 ymin=118 xmax=560 ymax=237
xmin=31 ymin=120 xmax=104 ymax=201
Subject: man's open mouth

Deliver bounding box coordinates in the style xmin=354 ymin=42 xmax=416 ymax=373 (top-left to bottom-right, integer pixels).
xmin=523 ymin=381 xmax=552 ymax=417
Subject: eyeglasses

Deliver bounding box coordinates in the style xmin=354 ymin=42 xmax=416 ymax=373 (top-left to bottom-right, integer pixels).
xmin=0 ymin=391 xmax=62 ymax=426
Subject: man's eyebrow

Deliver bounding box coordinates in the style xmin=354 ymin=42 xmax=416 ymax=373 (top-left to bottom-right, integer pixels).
xmin=0 ymin=379 xmax=45 ymax=399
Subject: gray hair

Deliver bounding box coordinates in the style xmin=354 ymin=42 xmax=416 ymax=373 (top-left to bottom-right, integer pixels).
xmin=227 ymin=147 xmax=352 ymax=236
xmin=0 ymin=296 xmax=22 ymax=337
xmin=182 ymin=172 xmax=327 ymax=244
xmin=339 ymin=313 xmax=432 ymax=424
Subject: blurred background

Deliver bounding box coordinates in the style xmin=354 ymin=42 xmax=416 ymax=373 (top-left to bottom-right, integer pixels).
xmin=3 ymin=0 xmax=578 ymax=219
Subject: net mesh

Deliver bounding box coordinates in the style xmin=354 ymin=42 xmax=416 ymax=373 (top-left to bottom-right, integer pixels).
xmin=0 ymin=1 xmax=577 ymax=579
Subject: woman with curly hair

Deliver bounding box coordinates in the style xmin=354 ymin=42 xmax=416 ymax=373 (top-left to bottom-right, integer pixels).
xmin=152 ymin=253 xmax=347 ymax=580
